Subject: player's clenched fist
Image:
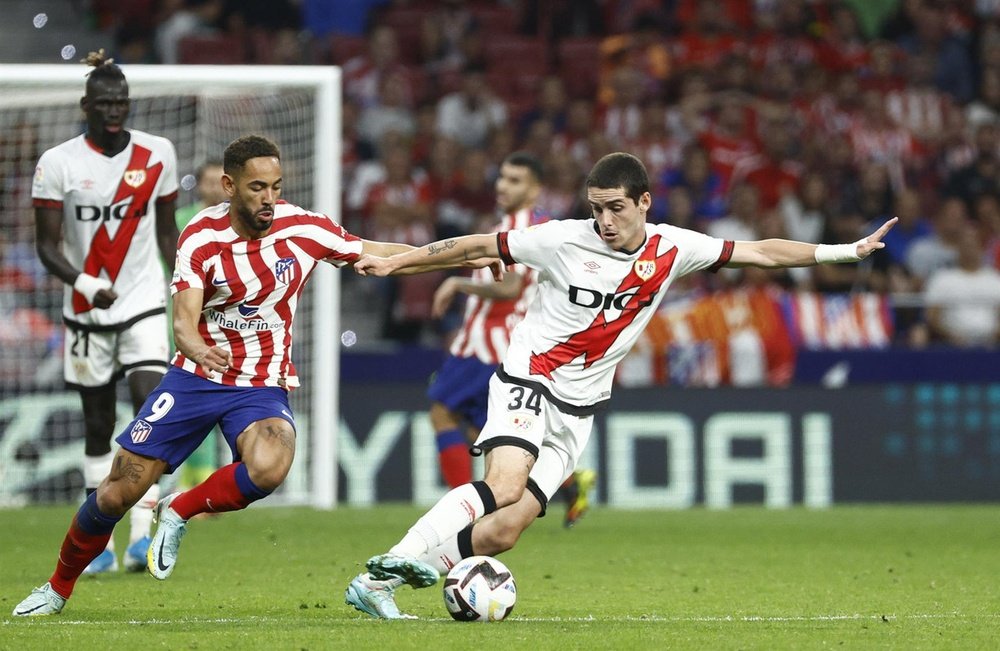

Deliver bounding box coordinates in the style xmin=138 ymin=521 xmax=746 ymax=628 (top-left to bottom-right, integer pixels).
xmin=354 ymin=254 xmax=393 ymax=277
xmin=192 ymin=346 xmax=232 ymax=378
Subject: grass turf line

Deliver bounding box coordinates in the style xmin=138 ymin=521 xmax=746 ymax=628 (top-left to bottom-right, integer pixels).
xmin=1 ymin=504 xmax=997 ymax=650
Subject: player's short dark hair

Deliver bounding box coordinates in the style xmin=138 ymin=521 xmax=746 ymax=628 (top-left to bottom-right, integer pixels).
xmin=83 ymin=49 xmax=126 ymax=94
xmin=503 ymin=151 xmax=544 ymax=183
xmin=223 ymin=136 xmax=280 ymax=175
xmin=586 ymin=152 xmax=649 ymax=204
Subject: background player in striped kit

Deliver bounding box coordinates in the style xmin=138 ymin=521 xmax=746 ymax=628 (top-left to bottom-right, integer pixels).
xmin=347 ymin=152 xmax=896 ymax=619
xmin=31 ymin=51 xmax=179 ymax=574
xmin=13 ymin=135 xmax=416 ymax=616
xmin=426 ymin=151 xmax=595 ymax=526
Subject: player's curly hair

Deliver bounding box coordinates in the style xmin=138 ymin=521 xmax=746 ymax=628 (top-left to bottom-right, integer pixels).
xmin=586 ymin=152 xmax=649 ymax=204
xmin=224 ymin=135 xmax=281 ymax=175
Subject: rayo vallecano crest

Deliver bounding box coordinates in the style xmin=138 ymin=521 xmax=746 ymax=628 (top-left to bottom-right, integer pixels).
xmin=634 ymin=259 xmax=656 ymax=281
xmin=123 ymin=169 xmax=146 ymax=188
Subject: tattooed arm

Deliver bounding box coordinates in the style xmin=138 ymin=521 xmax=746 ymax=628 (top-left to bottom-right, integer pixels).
xmin=355 ymin=233 xmax=500 ymax=277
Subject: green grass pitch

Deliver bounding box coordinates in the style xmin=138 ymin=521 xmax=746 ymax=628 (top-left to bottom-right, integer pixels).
xmin=1 ymin=504 xmax=998 ymax=649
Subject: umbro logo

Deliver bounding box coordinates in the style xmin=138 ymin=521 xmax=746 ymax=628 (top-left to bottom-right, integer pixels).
xmin=584 ymin=261 xmax=600 ymax=270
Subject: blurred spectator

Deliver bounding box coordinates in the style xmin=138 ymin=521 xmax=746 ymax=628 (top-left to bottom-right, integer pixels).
xmin=155 ymin=0 xmax=225 ymax=64
xmin=357 ymin=70 xmax=417 ymax=149
xmin=536 ymin=152 xmax=584 ymax=221
xmin=301 ymin=0 xmax=388 ymax=37
xmin=906 ymin=195 xmax=969 ymax=284
xmin=436 ymin=148 xmax=494 ymax=239
xmin=517 ymin=76 xmax=569 ymax=140
xmin=879 ymin=187 xmax=934 ymax=270
xmin=885 ymin=52 xmax=959 ymax=148
xmin=966 ymin=66 xmax=1000 ymax=128
xmin=697 ymin=91 xmax=759 ymax=191
xmin=673 ymin=2 xmax=745 ymax=71
xmin=895 ymin=0 xmax=975 ymax=102
xmin=629 ymin=99 xmax=685 ymax=187
xmin=435 ymin=63 xmax=508 ymax=148
xmin=597 ymin=12 xmax=671 ymax=106
xmin=708 ymin=182 xmax=762 ymax=242
xmin=945 ymin=122 xmax=1000 ymax=208
xmin=656 ymin=144 xmax=727 ymax=225
xmin=730 ymin=113 xmax=803 ymax=210
xmin=419 ymin=0 xmax=477 ymax=74
xmin=779 ymin=171 xmax=830 ymax=244
xmin=849 ymin=89 xmax=921 ymax=187
xmin=343 ymin=24 xmax=413 ymax=108
xmin=843 ymin=161 xmax=896 ymax=224
xmin=924 ymin=224 xmax=1000 ymax=346
xmin=599 ymin=65 xmax=645 ymax=142
xmin=552 ymin=98 xmax=599 ymax=168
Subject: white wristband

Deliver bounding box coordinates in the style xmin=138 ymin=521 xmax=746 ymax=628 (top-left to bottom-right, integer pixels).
xmin=72 ymin=272 xmax=112 ymax=302
xmin=814 ymin=240 xmax=863 ymax=264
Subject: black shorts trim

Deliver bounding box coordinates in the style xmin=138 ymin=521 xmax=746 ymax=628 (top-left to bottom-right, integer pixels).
xmin=470 ymin=436 xmax=539 ymax=459
xmin=496 ymin=365 xmax=608 ymax=416
xmin=63 ymin=307 xmax=166 ymax=334
xmin=525 ymin=477 xmax=547 ymax=517
xmin=120 ymin=360 xmax=170 ymax=373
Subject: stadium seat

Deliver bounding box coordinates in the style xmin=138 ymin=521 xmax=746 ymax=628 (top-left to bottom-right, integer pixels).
xmin=177 ymin=35 xmax=248 ymax=65
xmin=485 ymin=37 xmax=550 ymax=75
xmin=325 ymin=33 xmax=367 ymax=65
xmin=469 ymin=4 xmax=519 ymax=33
xmin=557 ymin=37 xmax=602 ymax=69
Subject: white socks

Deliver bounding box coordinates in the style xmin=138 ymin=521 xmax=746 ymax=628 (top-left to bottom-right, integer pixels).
xmin=389 ymin=483 xmax=491 ymax=559
xmin=419 ymin=536 xmax=463 ymax=575
xmin=129 ymin=483 xmax=160 ymax=543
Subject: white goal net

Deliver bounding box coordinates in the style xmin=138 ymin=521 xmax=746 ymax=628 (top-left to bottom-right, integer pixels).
xmin=0 ymin=65 xmax=341 ymax=508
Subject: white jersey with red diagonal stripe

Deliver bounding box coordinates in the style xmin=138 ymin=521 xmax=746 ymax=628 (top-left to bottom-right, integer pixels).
xmin=497 ymin=219 xmax=733 ymax=411
xmin=170 ymin=201 xmax=363 ymax=388
xmin=31 ymin=130 xmax=179 ymax=325
xmin=448 ymin=207 xmax=550 ymax=364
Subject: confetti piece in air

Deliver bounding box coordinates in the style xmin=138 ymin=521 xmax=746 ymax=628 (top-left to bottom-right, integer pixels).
xmin=341 ymin=330 xmax=357 ymax=347
xmin=181 ymin=174 xmax=196 ymax=191
xmin=61 ymin=45 xmax=76 ymax=60
xmin=33 ymin=13 xmax=48 ymax=28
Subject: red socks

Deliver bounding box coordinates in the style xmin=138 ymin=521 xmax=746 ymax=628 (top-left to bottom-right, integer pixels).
xmin=170 ymin=462 xmax=270 ymax=520
xmin=48 ymin=518 xmax=112 ymax=599
xmin=436 ymin=428 xmax=472 ymax=488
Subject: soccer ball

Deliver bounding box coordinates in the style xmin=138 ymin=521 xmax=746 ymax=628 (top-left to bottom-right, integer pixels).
xmin=442 ymin=556 xmax=516 ymax=622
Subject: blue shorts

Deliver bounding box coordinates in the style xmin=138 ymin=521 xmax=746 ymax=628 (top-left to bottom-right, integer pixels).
xmin=426 ymin=355 xmax=497 ymax=431
xmin=115 ymin=366 xmax=295 ymax=473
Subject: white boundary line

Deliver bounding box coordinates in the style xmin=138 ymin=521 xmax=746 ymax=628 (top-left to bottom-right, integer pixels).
xmin=6 ymin=612 xmax=996 ymax=626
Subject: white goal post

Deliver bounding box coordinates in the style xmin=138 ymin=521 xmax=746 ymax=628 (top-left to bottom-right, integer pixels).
xmin=0 ymin=65 xmax=341 ymax=509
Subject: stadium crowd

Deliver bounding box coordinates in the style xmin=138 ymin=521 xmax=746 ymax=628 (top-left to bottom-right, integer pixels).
xmin=5 ymin=0 xmax=1000 ymax=388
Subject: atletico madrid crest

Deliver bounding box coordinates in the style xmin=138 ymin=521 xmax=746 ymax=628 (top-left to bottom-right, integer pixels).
xmin=274 ymin=257 xmax=298 ymax=286
xmin=634 ymin=259 xmax=656 ymax=281
xmin=123 ymin=169 xmax=146 ymax=188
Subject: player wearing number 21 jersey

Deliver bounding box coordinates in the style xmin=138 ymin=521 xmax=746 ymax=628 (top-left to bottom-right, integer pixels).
xmin=346 ymin=152 xmax=897 ymax=619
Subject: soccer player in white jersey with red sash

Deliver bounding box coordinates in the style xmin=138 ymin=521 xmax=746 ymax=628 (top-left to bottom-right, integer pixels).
xmin=31 ymin=51 xmax=179 ymax=575
xmin=427 ymin=152 xmax=596 ymax=527
xmin=346 ymin=152 xmax=897 ymax=619
xmin=14 ymin=135 xmax=415 ymax=617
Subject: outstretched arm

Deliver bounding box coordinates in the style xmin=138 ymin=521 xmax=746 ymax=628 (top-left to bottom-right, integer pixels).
xmin=727 ymin=217 xmax=897 ymax=268
xmin=355 ymin=233 xmax=501 ymax=276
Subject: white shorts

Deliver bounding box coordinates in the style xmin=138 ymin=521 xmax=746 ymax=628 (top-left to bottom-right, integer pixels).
xmin=64 ymin=311 xmax=170 ymax=389
xmin=474 ymin=373 xmax=594 ymax=505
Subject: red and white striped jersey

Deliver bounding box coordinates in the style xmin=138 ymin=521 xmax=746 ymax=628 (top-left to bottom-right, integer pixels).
xmin=497 ymin=219 xmax=732 ymax=411
xmin=449 ymin=207 xmax=549 ymax=364
xmin=31 ymin=130 xmax=179 ymax=325
xmin=170 ymin=201 xmax=363 ymax=388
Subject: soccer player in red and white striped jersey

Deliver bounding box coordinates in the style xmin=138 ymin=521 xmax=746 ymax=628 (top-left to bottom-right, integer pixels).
xmin=31 ymin=51 xmax=179 ymax=575
xmin=348 ymin=152 xmax=897 ymax=619
xmin=14 ymin=135 xmax=414 ymax=617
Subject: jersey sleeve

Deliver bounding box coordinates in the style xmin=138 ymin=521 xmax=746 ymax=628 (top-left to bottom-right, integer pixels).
xmin=156 ymin=138 xmax=180 ymax=203
xmin=31 ymin=149 xmax=66 ymax=208
xmin=498 ymin=220 xmax=562 ymax=270
xmin=171 ymin=238 xmax=207 ymax=294
xmin=663 ymin=225 xmax=733 ymax=276
xmin=318 ymin=215 xmax=364 ymax=267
